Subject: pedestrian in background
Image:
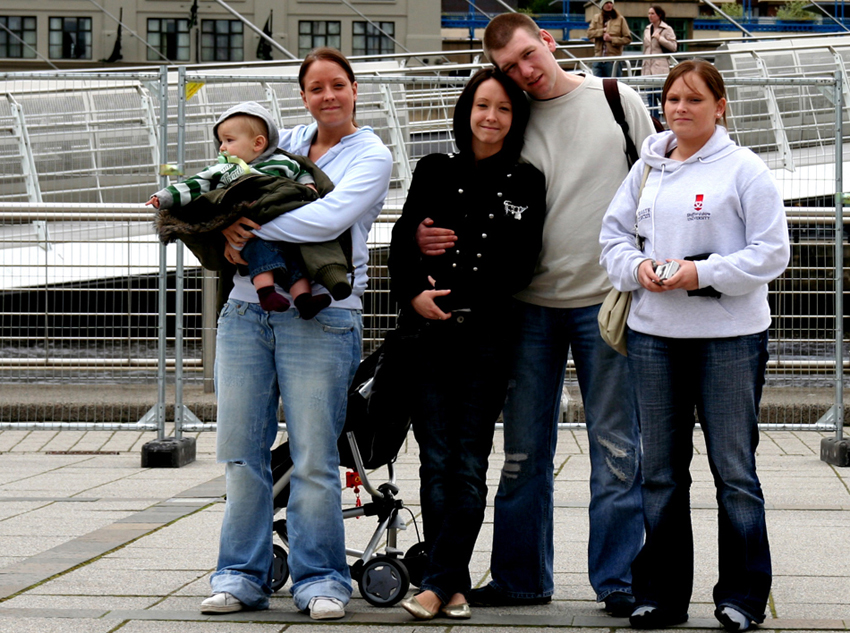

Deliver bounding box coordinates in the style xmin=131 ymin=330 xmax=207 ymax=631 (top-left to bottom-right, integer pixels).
xmin=588 ymin=0 xmax=632 ymax=78
xmin=641 ymin=6 xmax=677 ymax=117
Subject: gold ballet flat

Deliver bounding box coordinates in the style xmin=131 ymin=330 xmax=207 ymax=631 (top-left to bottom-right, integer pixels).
xmin=441 ymin=602 xmax=472 ymax=619
xmin=400 ymin=595 xmax=438 ymax=620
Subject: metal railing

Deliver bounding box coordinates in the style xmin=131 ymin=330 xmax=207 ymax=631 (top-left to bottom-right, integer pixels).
xmin=0 ymin=46 xmax=846 ymax=433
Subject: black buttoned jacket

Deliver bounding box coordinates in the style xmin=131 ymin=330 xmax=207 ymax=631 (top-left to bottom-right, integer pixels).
xmin=389 ymin=151 xmax=546 ymax=315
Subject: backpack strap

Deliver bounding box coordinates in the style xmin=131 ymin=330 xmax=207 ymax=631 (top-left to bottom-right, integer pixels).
xmin=603 ymin=77 xmax=640 ymax=168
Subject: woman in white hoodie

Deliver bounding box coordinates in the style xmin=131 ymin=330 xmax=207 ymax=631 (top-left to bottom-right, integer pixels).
xmin=600 ymin=61 xmax=789 ymax=632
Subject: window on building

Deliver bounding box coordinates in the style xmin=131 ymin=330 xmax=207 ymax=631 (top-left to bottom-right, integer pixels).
xmin=298 ymin=21 xmax=340 ymax=57
xmin=0 ymin=16 xmax=37 ymax=59
xmin=147 ymin=18 xmax=190 ymax=62
xmin=201 ymin=19 xmax=243 ymax=62
xmin=352 ymin=21 xmax=394 ymax=56
xmin=49 ymin=17 xmax=91 ymax=59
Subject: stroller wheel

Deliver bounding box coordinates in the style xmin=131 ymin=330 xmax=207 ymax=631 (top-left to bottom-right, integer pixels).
xmin=270 ymin=544 xmax=289 ymax=592
xmin=358 ymin=556 xmax=410 ymax=607
xmin=402 ymin=542 xmax=428 ymax=588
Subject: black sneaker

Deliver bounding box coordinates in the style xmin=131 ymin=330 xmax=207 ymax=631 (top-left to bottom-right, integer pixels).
xmin=468 ymin=584 xmax=552 ymax=607
xmin=604 ymin=592 xmax=636 ymax=617
xmin=629 ymin=605 xmax=689 ymax=629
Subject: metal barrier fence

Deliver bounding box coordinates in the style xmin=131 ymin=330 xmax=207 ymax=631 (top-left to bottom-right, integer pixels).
xmin=0 ymin=58 xmax=845 ymax=433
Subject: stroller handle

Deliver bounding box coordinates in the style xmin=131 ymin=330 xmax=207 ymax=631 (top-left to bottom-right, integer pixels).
xmin=345 ymin=430 xmax=396 ymax=498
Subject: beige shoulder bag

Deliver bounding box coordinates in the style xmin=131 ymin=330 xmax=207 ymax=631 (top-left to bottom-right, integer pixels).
xmin=598 ymin=163 xmax=652 ymax=356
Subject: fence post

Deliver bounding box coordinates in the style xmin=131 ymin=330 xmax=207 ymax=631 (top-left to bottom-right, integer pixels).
xmin=141 ymin=65 xmax=196 ymax=468
xmin=820 ymin=68 xmax=848 ymax=466
xmin=202 ymin=269 xmax=217 ymax=393
xmin=137 ymin=65 xmax=169 ymax=437
xmin=174 ymin=65 xmax=203 ymax=440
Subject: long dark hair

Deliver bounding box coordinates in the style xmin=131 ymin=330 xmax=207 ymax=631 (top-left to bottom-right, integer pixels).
xmin=298 ymin=47 xmax=357 ymax=123
xmin=452 ymin=67 xmax=530 ymax=162
xmin=650 ymin=5 xmax=666 ymax=22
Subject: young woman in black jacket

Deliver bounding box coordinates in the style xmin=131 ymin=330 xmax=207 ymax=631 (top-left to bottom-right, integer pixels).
xmin=390 ymin=67 xmax=546 ymax=620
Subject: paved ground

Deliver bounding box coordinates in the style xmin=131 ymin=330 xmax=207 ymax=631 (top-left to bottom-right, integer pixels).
xmin=0 ymin=423 xmax=849 ymax=632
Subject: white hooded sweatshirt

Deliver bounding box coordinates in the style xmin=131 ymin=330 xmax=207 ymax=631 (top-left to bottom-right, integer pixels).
xmin=599 ymin=126 xmax=790 ymax=339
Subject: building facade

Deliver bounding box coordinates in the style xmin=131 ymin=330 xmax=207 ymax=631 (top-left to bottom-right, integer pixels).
xmin=0 ymin=0 xmax=441 ymax=70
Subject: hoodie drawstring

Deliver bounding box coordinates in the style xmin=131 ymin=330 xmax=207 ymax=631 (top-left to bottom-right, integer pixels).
xmin=649 ymin=163 xmax=666 ymax=262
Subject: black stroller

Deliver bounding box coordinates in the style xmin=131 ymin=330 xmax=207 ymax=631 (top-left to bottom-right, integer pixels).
xmin=268 ymin=328 xmax=427 ymax=606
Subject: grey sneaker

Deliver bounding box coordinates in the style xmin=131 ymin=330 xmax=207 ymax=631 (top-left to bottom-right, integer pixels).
xmin=308 ymin=596 xmax=345 ymax=620
xmin=200 ymin=592 xmax=243 ymax=614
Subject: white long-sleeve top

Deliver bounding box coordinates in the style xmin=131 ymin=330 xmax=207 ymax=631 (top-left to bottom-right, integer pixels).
xmin=229 ymin=123 xmax=393 ymax=309
xmin=599 ymin=126 xmax=790 ymax=339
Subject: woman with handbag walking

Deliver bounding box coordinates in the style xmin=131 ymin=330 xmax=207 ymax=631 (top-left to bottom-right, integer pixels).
xmin=388 ymin=67 xmax=546 ymax=620
xmin=599 ymin=60 xmax=789 ymax=631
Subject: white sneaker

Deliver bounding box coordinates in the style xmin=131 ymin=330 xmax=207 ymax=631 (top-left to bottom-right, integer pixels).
xmin=716 ymin=606 xmax=752 ymax=632
xmin=200 ymin=592 xmax=243 ymax=614
xmin=308 ymin=596 xmax=346 ymax=620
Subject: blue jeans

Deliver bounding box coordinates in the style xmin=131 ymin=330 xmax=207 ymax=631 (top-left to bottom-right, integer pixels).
xmin=627 ymin=329 xmax=771 ymax=622
xmin=212 ymin=299 xmax=361 ymax=611
xmin=241 ymin=239 xmax=304 ymax=291
xmin=646 ymin=88 xmax=662 ymax=120
xmin=593 ymin=60 xmax=622 ymax=78
xmin=412 ymin=314 xmax=511 ymax=603
xmin=489 ymin=300 xmax=643 ymax=601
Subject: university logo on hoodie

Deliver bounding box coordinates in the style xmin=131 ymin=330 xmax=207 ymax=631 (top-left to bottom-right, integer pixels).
xmin=687 ymin=194 xmax=710 ymax=221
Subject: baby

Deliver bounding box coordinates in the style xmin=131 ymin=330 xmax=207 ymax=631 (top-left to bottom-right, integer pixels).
xmin=148 ymin=101 xmax=347 ymax=318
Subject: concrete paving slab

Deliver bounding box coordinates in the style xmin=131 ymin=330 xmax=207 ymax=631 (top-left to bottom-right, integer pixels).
xmin=5 ymin=433 xmax=59 ymax=453
xmin=148 ymin=596 xmax=221 ymax=611
xmin=47 ymin=432 xmax=117 ymax=453
xmin=1 ymin=426 xmax=849 ymax=632
xmin=39 ymin=431 xmax=89 ymax=453
xmin=166 ymin=576 xmax=214 ymax=598
xmin=32 ymin=569 xmax=210 ymax=596
xmin=0 ymin=595 xmax=158 ymax=611
xmin=0 ymin=512 xmax=130 ymax=537
xmin=284 ymin=627 xmax=453 ymax=633
xmin=775 ymin=603 xmax=850 ymax=620
xmin=0 ymin=616 xmax=116 ymax=633
xmin=0 ymin=536 xmax=71 ymax=557
xmin=0 ymin=432 xmax=31 ymax=452
xmin=117 ymin=621 xmax=304 ymax=632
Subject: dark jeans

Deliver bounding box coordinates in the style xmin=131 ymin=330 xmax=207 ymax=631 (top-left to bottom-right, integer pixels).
xmin=592 ymin=60 xmax=622 ymax=78
xmin=411 ymin=312 xmax=512 ymax=603
xmin=646 ymin=88 xmax=662 ymax=119
xmin=489 ymin=300 xmax=642 ymax=601
xmin=628 ymin=329 xmax=772 ymax=623
xmin=241 ymin=238 xmax=305 ymax=291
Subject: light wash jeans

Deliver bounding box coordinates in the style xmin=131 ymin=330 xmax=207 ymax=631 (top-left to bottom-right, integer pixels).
xmin=628 ymin=329 xmax=772 ymax=623
xmin=211 ymin=299 xmax=360 ymax=611
xmin=488 ymin=300 xmax=643 ymax=601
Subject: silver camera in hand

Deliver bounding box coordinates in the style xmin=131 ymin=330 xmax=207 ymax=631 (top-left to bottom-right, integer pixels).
xmin=654 ymin=261 xmax=680 ymax=281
